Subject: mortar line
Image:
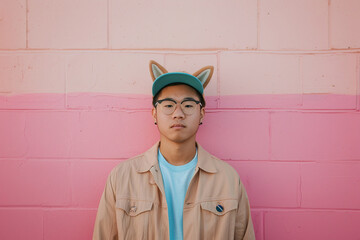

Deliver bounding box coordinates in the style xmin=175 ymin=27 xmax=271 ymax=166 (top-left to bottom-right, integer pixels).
xmin=328 ymin=0 xmax=332 ymax=49
xmin=216 ymin=51 xmax=220 ymax=108
xmin=26 ymin=0 xmax=29 ymax=48
xmin=107 ymin=0 xmax=110 ymax=49
xmin=2 ymin=49 xmax=360 ymax=54
xmin=299 ymin=163 xmax=303 ymax=207
xmin=268 ymin=112 xmax=272 ymax=160
xmin=356 ymin=55 xmax=360 ymax=111
xmin=262 ymin=211 xmax=265 ymax=240
xmin=257 ymin=0 xmax=260 ymax=50
xmin=299 ymin=56 xmax=304 ymax=108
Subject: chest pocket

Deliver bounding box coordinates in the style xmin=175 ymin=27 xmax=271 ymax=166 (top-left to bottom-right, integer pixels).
xmin=115 ymin=199 xmax=154 ymax=239
xmin=200 ymin=199 xmax=238 ymax=216
xmin=199 ymin=199 xmax=238 ymax=239
xmin=116 ymin=199 xmax=153 ymax=216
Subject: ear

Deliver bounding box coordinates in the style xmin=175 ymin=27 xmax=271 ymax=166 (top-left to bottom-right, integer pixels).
xmin=149 ymin=60 xmax=168 ymax=81
xmin=152 ymin=107 xmax=157 ymax=123
xmin=193 ymin=66 xmax=214 ymax=89
xmin=200 ymin=107 xmax=205 ymax=123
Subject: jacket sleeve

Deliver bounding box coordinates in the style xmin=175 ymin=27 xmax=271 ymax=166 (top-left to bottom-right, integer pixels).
xmin=93 ymin=171 xmax=118 ymax=240
xmin=235 ymin=180 xmax=256 ymax=240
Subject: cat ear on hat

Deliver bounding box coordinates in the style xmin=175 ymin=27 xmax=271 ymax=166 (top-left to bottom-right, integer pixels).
xmin=149 ymin=60 xmax=168 ymax=81
xmin=193 ymin=66 xmax=214 ymax=89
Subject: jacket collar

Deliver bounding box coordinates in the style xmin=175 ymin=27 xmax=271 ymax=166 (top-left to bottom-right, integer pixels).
xmin=136 ymin=141 xmax=218 ymax=173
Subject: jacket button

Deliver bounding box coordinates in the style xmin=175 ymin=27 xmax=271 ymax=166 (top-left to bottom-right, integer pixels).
xmin=216 ymin=204 xmax=224 ymax=213
xmin=130 ymin=206 xmax=137 ymax=213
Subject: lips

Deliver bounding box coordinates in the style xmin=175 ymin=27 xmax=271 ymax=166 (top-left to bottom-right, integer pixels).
xmin=171 ymin=124 xmax=185 ymax=128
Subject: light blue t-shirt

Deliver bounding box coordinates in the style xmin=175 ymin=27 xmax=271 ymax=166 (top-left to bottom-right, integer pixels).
xmin=158 ymin=149 xmax=198 ymax=240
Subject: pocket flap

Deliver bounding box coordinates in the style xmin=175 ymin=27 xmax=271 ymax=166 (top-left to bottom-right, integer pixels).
xmin=116 ymin=199 xmax=153 ymax=217
xmin=200 ymin=199 xmax=238 ymax=216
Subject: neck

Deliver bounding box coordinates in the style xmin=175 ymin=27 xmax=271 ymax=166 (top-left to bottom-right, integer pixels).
xmin=159 ymin=139 xmax=197 ymax=166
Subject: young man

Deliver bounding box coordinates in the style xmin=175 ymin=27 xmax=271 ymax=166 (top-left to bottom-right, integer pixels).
xmin=93 ymin=61 xmax=255 ymax=240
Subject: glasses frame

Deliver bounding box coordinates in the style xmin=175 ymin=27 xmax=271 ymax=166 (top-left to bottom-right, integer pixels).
xmin=154 ymin=98 xmax=202 ymax=115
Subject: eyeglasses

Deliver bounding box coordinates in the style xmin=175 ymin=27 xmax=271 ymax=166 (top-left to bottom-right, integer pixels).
xmin=155 ymin=98 xmax=202 ymax=115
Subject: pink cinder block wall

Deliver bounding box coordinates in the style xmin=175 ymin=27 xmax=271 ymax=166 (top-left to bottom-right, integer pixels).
xmin=1 ymin=0 xmax=360 ymax=239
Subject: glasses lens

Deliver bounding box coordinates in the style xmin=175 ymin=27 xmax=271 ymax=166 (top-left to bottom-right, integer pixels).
xmin=181 ymin=100 xmax=197 ymax=115
xmin=159 ymin=100 xmax=176 ymax=115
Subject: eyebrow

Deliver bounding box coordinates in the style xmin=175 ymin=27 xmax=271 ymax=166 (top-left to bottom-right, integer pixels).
xmin=182 ymin=97 xmax=198 ymax=102
xmin=158 ymin=97 xmax=199 ymax=103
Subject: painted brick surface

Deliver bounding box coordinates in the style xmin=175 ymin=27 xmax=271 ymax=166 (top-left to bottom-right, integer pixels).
xmin=44 ymin=209 xmax=97 ymax=240
xmin=0 ymin=209 xmax=43 ymax=240
xmin=302 ymin=53 xmax=358 ymax=109
xmin=301 ymin=162 xmax=360 ymax=209
xmin=301 ymin=94 xmax=357 ymax=110
xmin=109 ymin=0 xmax=257 ymax=49
xmin=66 ymin=93 xmax=152 ymax=110
xmin=229 ymin=161 xmax=300 ymax=208
xmin=220 ymin=52 xmax=301 ymax=95
xmin=0 ymin=0 xmax=26 ymax=49
xmin=264 ymin=211 xmax=360 ymax=240
xmin=302 ymin=54 xmax=357 ymax=95
xmin=66 ymin=52 xmax=164 ymax=95
xmin=271 ymin=112 xmax=360 ymax=160
xmin=250 ymin=210 xmax=263 ymax=240
xmin=0 ymin=54 xmax=15 ymax=93
xmin=0 ymin=52 xmax=66 ymax=96
xmin=0 ymin=53 xmax=66 ymax=93
xmin=330 ymin=0 xmax=360 ymax=49
xmin=259 ymin=0 xmax=328 ymax=50
xmin=197 ymin=111 xmax=270 ymax=160
xmin=0 ymin=111 xmax=27 ymax=158
xmin=1 ymin=0 xmax=360 ymax=239
xmin=26 ymin=111 xmax=79 ymax=158
xmin=71 ymin=160 xmax=122 ymax=207
xmin=23 ymin=110 xmax=159 ymax=159
xmin=70 ymin=110 xmax=159 ymax=159
xmin=28 ymin=0 xmax=107 ymax=49
xmin=0 ymin=160 xmax=71 ymax=206
xmin=219 ymin=52 xmax=302 ymax=108
xmin=0 ymin=93 xmax=65 ymax=110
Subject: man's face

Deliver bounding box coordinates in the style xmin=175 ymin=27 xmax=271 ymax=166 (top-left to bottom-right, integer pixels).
xmin=152 ymin=84 xmax=205 ymax=144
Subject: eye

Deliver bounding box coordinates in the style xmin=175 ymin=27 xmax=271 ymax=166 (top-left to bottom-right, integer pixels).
xmin=162 ymin=101 xmax=175 ymax=108
xmin=182 ymin=101 xmax=196 ymax=108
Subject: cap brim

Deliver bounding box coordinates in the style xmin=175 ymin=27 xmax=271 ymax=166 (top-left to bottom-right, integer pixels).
xmin=152 ymin=72 xmax=203 ymax=96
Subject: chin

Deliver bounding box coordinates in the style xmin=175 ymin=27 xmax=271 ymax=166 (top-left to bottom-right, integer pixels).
xmin=159 ymin=128 xmax=198 ymax=144
xmin=168 ymin=133 xmax=197 ymax=144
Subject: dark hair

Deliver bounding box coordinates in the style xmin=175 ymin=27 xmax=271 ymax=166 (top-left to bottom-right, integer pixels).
xmin=152 ymin=83 xmax=206 ymax=108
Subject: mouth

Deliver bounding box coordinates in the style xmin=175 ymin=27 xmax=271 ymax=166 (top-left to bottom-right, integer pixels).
xmin=171 ymin=124 xmax=185 ymax=129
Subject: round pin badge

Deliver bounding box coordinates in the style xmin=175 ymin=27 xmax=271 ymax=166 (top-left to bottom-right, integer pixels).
xmin=216 ymin=204 xmax=224 ymax=213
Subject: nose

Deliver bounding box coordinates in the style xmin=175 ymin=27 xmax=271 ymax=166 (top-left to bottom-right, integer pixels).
xmin=172 ymin=103 xmax=185 ymax=118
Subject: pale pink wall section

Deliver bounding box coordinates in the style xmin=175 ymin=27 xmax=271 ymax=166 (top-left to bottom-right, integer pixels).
xmin=1 ymin=0 xmax=360 ymax=240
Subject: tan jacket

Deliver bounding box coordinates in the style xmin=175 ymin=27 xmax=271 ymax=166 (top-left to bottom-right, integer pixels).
xmin=93 ymin=142 xmax=255 ymax=240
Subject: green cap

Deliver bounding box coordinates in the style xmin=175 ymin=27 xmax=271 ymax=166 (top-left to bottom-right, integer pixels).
xmin=152 ymin=72 xmax=204 ymax=96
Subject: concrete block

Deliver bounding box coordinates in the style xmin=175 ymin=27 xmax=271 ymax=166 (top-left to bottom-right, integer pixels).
xmin=0 ymin=0 xmax=26 ymax=49
xmin=330 ymin=0 xmax=360 ymax=49
xmin=197 ymin=111 xmax=270 ymax=160
xmin=265 ymin=210 xmax=360 ymax=240
xmin=109 ymin=0 xmax=257 ymax=49
xmin=0 ymin=160 xmax=71 ymax=206
xmin=228 ymin=161 xmax=300 ymax=208
xmin=0 ymin=209 xmax=43 ymax=239
xmin=301 ymin=162 xmax=360 ymax=209
xmin=271 ymin=112 xmax=360 ymax=160
xmin=28 ymin=0 xmax=107 ymax=48
xmin=259 ymin=0 xmax=328 ymax=50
